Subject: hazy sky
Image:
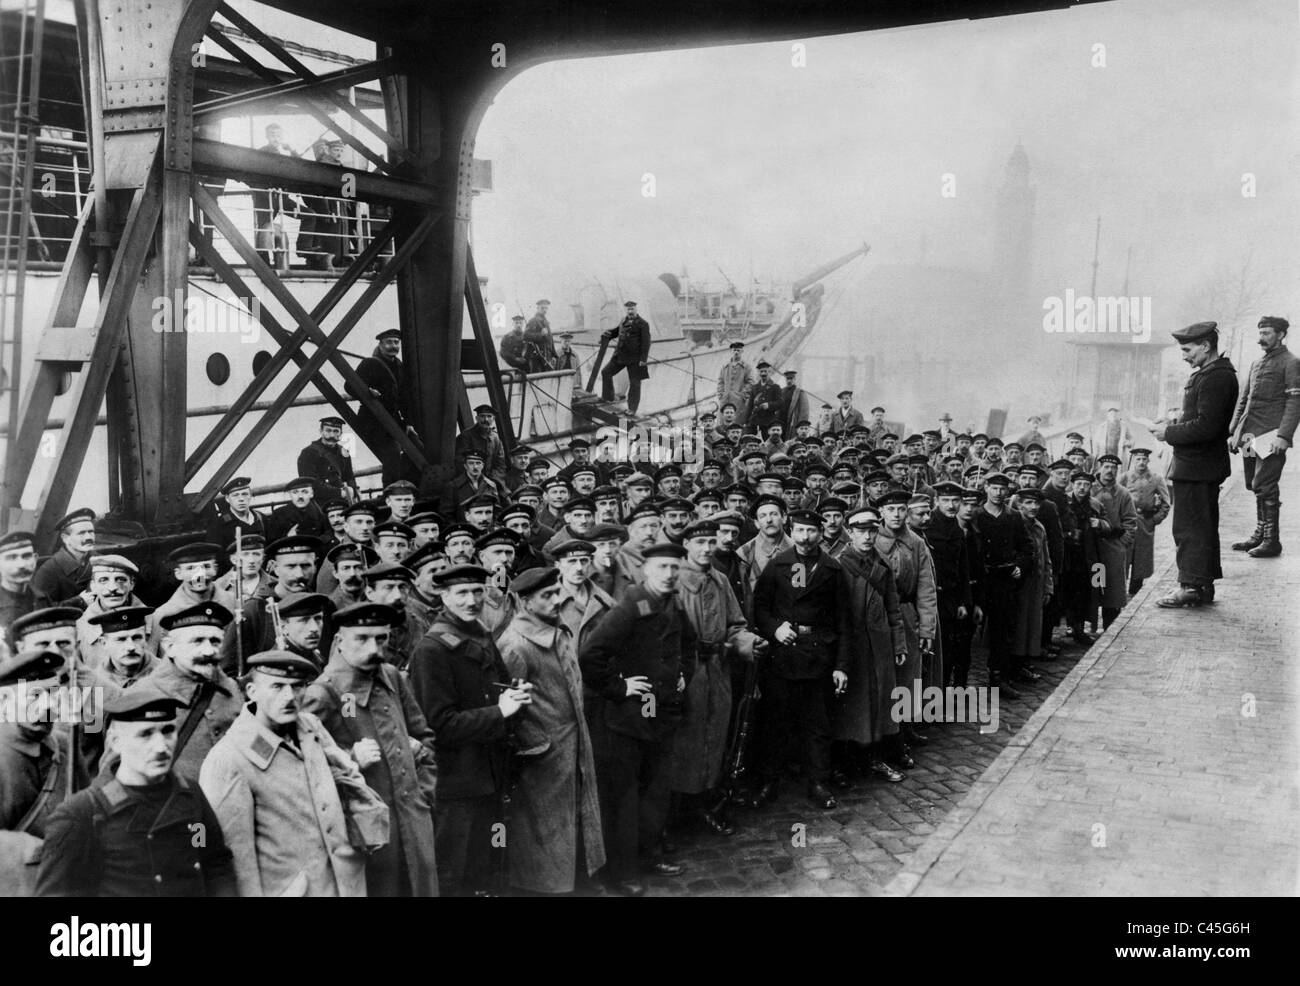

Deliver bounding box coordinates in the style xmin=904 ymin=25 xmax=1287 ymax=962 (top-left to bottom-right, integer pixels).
xmin=473 ymin=0 xmax=1298 ymax=320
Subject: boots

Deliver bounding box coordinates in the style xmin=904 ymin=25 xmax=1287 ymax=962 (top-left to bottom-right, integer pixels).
xmin=1248 ymin=499 xmax=1282 ymax=557
xmin=1232 ymin=499 xmax=1265 ymax=551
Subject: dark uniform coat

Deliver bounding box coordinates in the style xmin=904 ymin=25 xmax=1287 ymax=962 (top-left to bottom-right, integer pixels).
xmin=873 ymin=526 xmax=941 ymax=692
xmin=745 ymin=379 xmax=785 ymax=435
xmin=1163 ymin=355 xmax=1239 ymax=483
xmin=1090 ymin=479 xmax=1139 ymax=609
xmin=831 ymin=546 xmax=907 ymax=744
xmin=304 ymin=656 xmax=439 ymax=896
xmin=32 ymin=546 xmax=92 ymax=604
xmin=297 ymin=438 xmax=356 ymax=502
xmin=1121 ymin=468 xmax=1171 ymax=581
xmin=36 ymin=773 xmax=237 ymax=896
xmin=606 ymin=313 xmax=652 ymax=380
xmin=142 ymin=660 xmax=243 ymax=780
xmin=752 ymin=548 xmax=852 ymax=680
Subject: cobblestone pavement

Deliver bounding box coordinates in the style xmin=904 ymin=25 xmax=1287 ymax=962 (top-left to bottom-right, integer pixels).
xmin=645 ymin=470 xmax=1298 ymax=897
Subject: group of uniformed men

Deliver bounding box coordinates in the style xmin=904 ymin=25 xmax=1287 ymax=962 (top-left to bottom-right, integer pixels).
xmin=1 ymin=315 xmax=1293 ymax=898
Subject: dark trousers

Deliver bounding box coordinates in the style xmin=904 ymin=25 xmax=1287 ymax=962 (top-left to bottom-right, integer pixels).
xmin=758 ymin=675 xmax=831 ymax=787
xmin=942 ymin=613 xmax=974 ymax=685
xmin=1170 ymin=480 xmax=1222 ymax=587
xmin=982 ymin=575 xmax=1018 ymax=674
xmin=1243 ymin=449 xmax=1287 ymax=500
xmin=434 ymin=794 xmax=499 ymax=896
xmin=1041 ymin=564 xmax=1064 ymax=647
xmin=595 ymin=730 xmax=673 ymax=882
xmin=600 ymin=359 xmax=643 ymax=413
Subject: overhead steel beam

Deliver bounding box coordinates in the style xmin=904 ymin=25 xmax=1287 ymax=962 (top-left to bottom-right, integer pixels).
xmin=193 ymin=55 xmax=405 ymax=118
xmin=192 ymin=138 xmax=438 ymax=205
xmin=465 ymin=244 xmax=516 ymax=447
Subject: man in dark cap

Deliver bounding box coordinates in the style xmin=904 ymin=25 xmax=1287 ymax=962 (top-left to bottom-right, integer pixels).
xmin=971 ymin=473 xmax=1034 ymax=693
xmin=1152 ymin=321 xmax=1240 ymax=607
xmin=718 ymin=342 xmax=755 ymax=423
xmin=347 ymin=328 xmax=420 ymax=487
xmin=1227 ymin=315 xmax=1299 ymax=558
xmin=1121 ymin=447 xmax=1170 ymax=596
xmin=744 ymin=361 xmax=783 ymax=437
xmin=362 ymin=562 xmax=428 ymax=668
xmin=273 ymin=592 xmax=333 ymax=668
xmin=781 ymin=369 xmax=810 ymax=436
xmin=201 ymin=650 xmax=374 ymax=896
xmin=524 ymin=299 xmax=558 ymax=372
xmin=86 ymin=605 xmax=157 ymax=690
xmin=580 ymin=543 xmax=694 ymax=895
xmin=8 ymin=606 xmax=80 ymax=670
xmin=32 ymin=508 xmax=96 ymax=603
xmin=927 ymin=482 xmax=975 ymax=688
xmin=408 ymin=564 xmax=531 ymax=895
xmin=0 ymin=531 xmax=49 ymax=648
xmin=221 ymin=535 xmax=322 ymax=673
xmin=456 ymin=404 xmax=508 ymax=487
xmin=324 ymin=541 xmax=374 ymax=611
xmin=500 ymin=313 xmax=530 ymax=373
xmin=830 ymin=390 xmax=865 ymax=437
xmin=1061 ymin=470 xmax=1109 ymax=643
xmin=74 ymin=554 xmax=145 ymax=666
xmin=304 ymin=602 xmax=439 ymax=897
xmin=152 ymin=542 xmax=223 ymax=644
xmin=496 ymin=566 xmax=606 ymax=895
xmin=599 ymin=300 xmax=653 ymax=414
xmin=441 ymin=448 xmax=502 ymax=522
xmin=205 ymin=476 xmax=266 ymax=552
xmin=266 ymin=477 xmax=328 ymax=543
xmin=213 ymin=533 xmax=270 ymax=616
xmin=1090 ymin=453 xmax=1139 ymax=629
xmin=298 ymin=416 xmax=358 ymax=504
xmin=37 ymin=683 xmax=237 ymax=897
xmin=751 ymin=509 xmax=852 ymax=809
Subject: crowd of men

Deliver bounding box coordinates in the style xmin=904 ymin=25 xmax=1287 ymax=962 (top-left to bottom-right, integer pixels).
xmin=0 ymin=315 xmax=1294 ymax=898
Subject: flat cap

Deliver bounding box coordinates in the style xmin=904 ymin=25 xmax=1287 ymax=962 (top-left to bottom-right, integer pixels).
xmin=681 ymin=520 xmax=719 ymax=540
xmin=1258 ymin=315 xmax=1289 ymax=332
xmin=89 ymin=552 xmax=138 ymax=575
xmin=875 ymin=490 xmax=912 ymax=507
xmin=167 ymin=542 xmax=221 ymax=566
xmin=85 ymin=604 xmax=154 ymax=635
xmin=642 ymin=542 xmax=687 ymax=560
xmin=275 ymin=591 xmax=333 ymax=617
xmin=787 ymin=509 xmax=825 ymax=528
xmin=54 ymin=507 xmax=96 ymax=530
xmin=333 ymin=602 xmax=398 ymax=627
xmin=432 ymin=564 xmax=491 ymax=587
xmin=588 ymin=523 xmax=627 ymax=542
xmin=1171 ymin=320 xmax=1217 ymax=344
xmin=12 ymin=606 xmax=84 ymax=640
xmin=0 ymin=648 xmax=65 ymax=688
xmin=510 ymin=566 xmax=560 ymax=596
xmin=245 ymin=650 xmax=319 ymax=680
xmin=158 ymin=601 xmax=233 ymax=631
xmin=283 ymin=476 xmax=315 ymax=492
xmin=362 ymin=562 xmax=414 ymax=583
xmin=265 ymin=535 xmax=322 ymax=558
xmin=103 ymin=681 xmax=183 ymax=724
xmin=0 ymin=530 xmax=35 ymax=553
xmin=220 ymin=476 xmax=252 ymax=496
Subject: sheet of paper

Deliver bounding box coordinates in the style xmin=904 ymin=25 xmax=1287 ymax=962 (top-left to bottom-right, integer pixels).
xmin=1253 ymin=429 xmax=1279 ymax=458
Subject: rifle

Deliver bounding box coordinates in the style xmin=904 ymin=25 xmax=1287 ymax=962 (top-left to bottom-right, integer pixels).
xmin=716 ymin=647 xmax=763 ymax=812
xmin=266 ymin=595 xmax=287 ymax=651
xmin=234 ymin=528 xmax=245 ymax=676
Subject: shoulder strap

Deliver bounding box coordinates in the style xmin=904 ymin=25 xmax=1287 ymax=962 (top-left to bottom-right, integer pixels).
xmin=13 ymin=743 xmax=63 ymax=834
xmin=175 ymin=684 xmax=217 ymax=757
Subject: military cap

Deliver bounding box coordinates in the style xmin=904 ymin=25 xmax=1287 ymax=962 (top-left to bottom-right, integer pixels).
xmin=167 ymin=542 xmax=221 ymax=566
xmin=1070 ymin=471 xmax=1096 ymax=484
xmin=786 ymin=442 xmax=807 ymax=453
xmin=1129 ymin=447 xmax=1152 ymax=456
xmin=513 ymin=484 xmax=544 ymax=499
xmin=845 ymin=506 xmax=882 ymax=529
xmin=710 ymin=510 xmax=746 ymax=529
xmin=694 ymin=488 xmax=724 ymax=505
xmin=220 ymin=476 xmax=252 ymax=496
xmin=804 ymin=463 xmax=831 ymax=478
xmin=227 ymin=534 xmax=266 ymax=556
xmin=623 ymin=300 xmax=636 ymax=308
xmin=699 ymin=410 xmax=717 ymax=421
xmin=642 ymin=542 xmax=687 ymax=560
xmin=344 ymin=502 xmax=377 ymax=518
xmin=932 ymin=481 xmax=966 ymax=498
xmin=751 ymin=493 xmax=786 ymax=514
xmin=442 ymin=523 xmax=479 ymax=543
xmin=961 ymin=487 xmax=987 ymax=504
xmin=11 ymin=606 xmax=83 ymax=641
xmin=54 ymin=507 xmax=96 ymax=530
xmin=319 ymin=415 xmax=345 ymax=428
xmin=788 ymin=509 xmax=825 ymax=528
xmin=875 ymin=490 xmax=912 ymax=507
xmin=907 ymin=454 xmax=929 ymax=466
xmin=511 ymin=314 xmax=525 ymax=323
xmin=402 ymin=541 xmax=447 ymax=573
xmin=0 ymin=647 xmax=62 ymax=690
xmin=1258 ymin=315 xmax=1289 ymax=332
xmin=527 ymin=458 xmax=553 ymax=473
xmin=265 ymin=535 xmax=322 ymax=558
xmin=817 ymin=496 xmax=850 ymax=514
xmin=376 ymin=328 xmax=402 ymax=341
xmin=698 ymin=459 xmax=727 ymax=473
xmin=1016 ymin=487 xmax=1044 ymax=502
xmin=1047 ymin=458 xmax=1075 ymax=472
xmin=432 ymin=564 xmax=491 ymax=587
xmin=461 ymin=448 xmax=486 ymax=464
xmin=609 ymin=463 xmax=636 ymax=479
xmin=885 ymin=453 xmax=909 ymax=468
xmin=625 ymin=504 xmax=663 ymax=525
xmin=569 ymin=466 xmax=598 ymax=481
xmin=972 ymin=433 xmax=989 ymax=442
xmin=1096 ymin=453 xmax=1123 ymax=466
xmin=755 ymin=360 xmax=772 ymax=370
xmin=1016 ymin=463 xmax=1045 ymax=479
xmin=624 ymin=472 xmax=655 ymax=490
xmin=908 ymin=493 xmax=932 ymax=508
xmin=963 ymin=465 xmax=985 ymax=478
xmin=769 ymin=452 xmax=793 ymax=466
xmin=870 ymin=405 xmax=885 ymax=413
xmin=720 ymin=483 xmax=753 ymax=500
xmin=782 ymin=476 xmax=807 ymax=491
xmin=283 ymin=476 xmax=315 ymax=493
xmin=474 ymin=529 xmax=520 ymax=552
xmin=1004 ymin=442 xmax=1023 ymax=452
xmin=276 ymin=592 xmax=333 ymax=618
xmin=655 ymin=463 xmax=683 ymax=480
xmin=1065 ymin=431 xmax=1084 ymax=441
xmin=509 ymin=444 xmax=534 ymax=459
xmin=461 ymin=492 xmax=499 ymax=512
xmin=755 ymin=472 xmax=785 ymax=485
xmin=729 ymin=341 xmax=745 ymax=350
xmin=681 ymin=519 xmax=719 ymax=540
xmin=986 ymin=437 xmax=1005 ymax=448
xmin=587 ymin=484 xmax=620 ymax=502
xmin=406 ymin=510 xmax=443 ymax=528
xmin=246 ymin=649 xmax=319 ymax=680
xmin=832 ymin=481 xmax=862 ymax=498
xmin=847 ymin=425 xmax=871 ymax=437
xmin=783 ymin=369 xmax=797 ymax=378
xmin=561 ymin=496 xmax=596 ymax=516
xmin=1065 ymin=447 xmax=1087 ymax=458
xmin=954 ymin=434 xmax=972 ymax=443
xmin=1025 ymin=442 xmax=1046 ymax=453
xmin=89 ymin=552 xmax=138 ymax=575
xmin=863 ymin=470 xmax=891 ymax=485
xmin=1172 ymin=321 xmax=1220 ymax=344
xmin=499 ymin=503 xmax=536 ymax=526
xmin=739 ymin=434 xmax=762 ymax=446
xmin=588 ymin=523 xmax=628 ymax=542
xmin=383 ymin=480 xmax=418 ymax=497
xmin=326 ymin=542 xmax=377 ymax=567
xmin=158 ymin=601 xmax=233 ymax=632
xmin=536 ymin=478 xmax=567 ymax=496
xmin=711 ymin=441 xmax=735 ymax=455
xmin=552 ymin=539 xmax=596 ymax=559
xmin=659 ymin=497 xmax=696 ymax=514
xmin=739 ymin=450 xmax=767 ymax=464
xmin=85 ymin=604 xmax=153 ymax=635
xmin=837 ymin=390 xmax=853 ymax=399
xmin=943 ymin=454 xmax=964 ymax=465
xmin=922 ymin=430 xmax=941 ymax=439
xmin=374 ymin=521 xmax=415 ymax=540
xmin=104 ymin=681 xmax=183 ymax=724
xmin=983 ymin=472 xmax=1012 ymax=487
xmin=511 ymin=567 xmax=560 ymax=597
xmin=566 ymin=437 xmax=591 ymax=450
xmin=322 ymin=499 xmax=347 ymax=515
xmin=333 ymin=601 xmax=398 ymax=628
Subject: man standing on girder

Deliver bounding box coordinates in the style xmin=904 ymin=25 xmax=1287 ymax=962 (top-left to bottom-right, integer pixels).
xmin=600 ymin=301 xmax=652 ymax=415
xmin=349 ymin=327 xmax=420 ymax=487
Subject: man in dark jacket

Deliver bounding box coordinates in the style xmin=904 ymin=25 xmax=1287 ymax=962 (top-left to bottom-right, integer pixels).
xmin=745 ymin=362 xmax=784 ymax=437
xmin=297 ymin=416 xmax=357 ymax=504
xmin=407 ymin=564 xmax=532 ymax=896
xmin=599 ymin=300 xmax=652 ymax=414
xmin=347 ymin=328 xmax=419 ymax=487
xmin=579 ymin=543 xmax=694 ymax=896
xmin=1153 ymin=322 xmax=1240 ymax=607
xmin=928 ymin=483 xmax=975 ymax=686
xmin=971 ymin=473 xmax=1034 ymax=693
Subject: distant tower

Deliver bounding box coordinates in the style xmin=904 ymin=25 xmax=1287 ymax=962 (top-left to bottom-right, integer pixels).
xmin=991 ymin=141 xmax=1035 ymax=304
